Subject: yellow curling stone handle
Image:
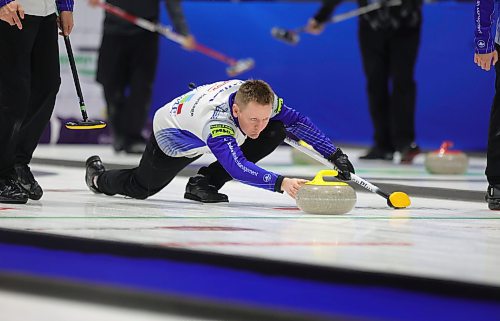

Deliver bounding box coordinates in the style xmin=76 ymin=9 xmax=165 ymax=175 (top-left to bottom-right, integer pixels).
xmin=306 ymin=170 xmax=349 ymax=186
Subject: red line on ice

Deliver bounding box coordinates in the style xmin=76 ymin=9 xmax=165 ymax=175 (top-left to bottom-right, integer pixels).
xmin=160 ymin=226 xmax=258 ymax=231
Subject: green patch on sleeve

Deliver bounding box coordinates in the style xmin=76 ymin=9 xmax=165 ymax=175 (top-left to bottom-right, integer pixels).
xmin=274 ymin=97 xmax=283 ymax=114
xmin=210 ymin=124 xmax=235 ymax=138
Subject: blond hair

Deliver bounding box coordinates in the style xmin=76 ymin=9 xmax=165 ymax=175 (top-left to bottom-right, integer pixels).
xmin=234 ymin=80 xmax=274 ymax=108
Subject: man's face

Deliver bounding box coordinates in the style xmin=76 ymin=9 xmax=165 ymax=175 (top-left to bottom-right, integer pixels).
xmin=232 ymin=101 xmax=272 ymax=139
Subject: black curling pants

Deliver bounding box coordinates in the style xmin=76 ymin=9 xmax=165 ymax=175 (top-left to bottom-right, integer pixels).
xmin=97 ymin=134 xmax=200 ymax=199
xmin=0 ymin=14 xmax=60 ymax=179
xmin=96 ymin=31 xmax=159 ymax=144
xmin=486 ymin=44 xmax=500 ymax=186
xmin=358 ymin=19 xmax=421 ymax=152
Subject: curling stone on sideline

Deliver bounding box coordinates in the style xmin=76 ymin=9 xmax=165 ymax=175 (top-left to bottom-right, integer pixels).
xmin=291 ymin=140 xmax=322 ymax=165
xmin=424 ymin=141 xmax=469 ymax=175
xmin=296 ymin=170 xmax=357 ymax=215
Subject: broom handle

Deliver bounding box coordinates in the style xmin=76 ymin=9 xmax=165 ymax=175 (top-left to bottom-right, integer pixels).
xmin=330 ymin=0 xmax=402 ymax=24
xmin=98 ymin=2 xmax=239 ymax=66
xmin=63 ymin=34 xmax=88 ymax=122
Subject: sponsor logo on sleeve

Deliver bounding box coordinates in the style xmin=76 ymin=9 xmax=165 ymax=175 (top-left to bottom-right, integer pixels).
xmin=210 ymin=124 xmax=235 ymax=138
xmin=477 ymin=40 xmax=486 ymax=49
xmin=210 ymin=103 xmax=229 ymax=120
xmin=476 ymin=1 xmax=482 ymax=35
xmin=208 ymin=81 xmax=230 ymax=92
xmin=190 ymin=93 xmax=206 ymax=116
xmin=227 ymin=140 xmax=258 ymax=177
xmin=176 ymin=94 xmax=194 ymax=114
xmin=263 ymin=174 xmax=272 ymax=183
xmin=209 ymin=82 xmax=239 ymax=102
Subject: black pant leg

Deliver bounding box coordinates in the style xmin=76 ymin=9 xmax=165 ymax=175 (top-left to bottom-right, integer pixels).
xmin=102 ymin=84 xmax=127 ymax=146
xmin=358 ymin=21 xmax=393 ymax=151
xmin=0 ymin=16 xmax=40 ymax=178
xmin=97 ymin=135 xmax=200 ymax=199
xmin=97 ymin=34 xmax=130 ymax=141
xmin=486 ymin=45 xmax=500 ymax=185
xmin=15 ymin=14 xmax=61 ymax=165
xmin=388 ymin=23 xmax=421 ymax=150
xmin=199 ymin=121 xmax=286 ymax=190
xmin=123 ymin=32 xmax=159 ymax=142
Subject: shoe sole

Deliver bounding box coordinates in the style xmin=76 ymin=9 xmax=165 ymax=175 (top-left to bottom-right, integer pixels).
xmin=89 ymin=186 xmax=102 ymax=194
xmin=184 ymin=192 xmax=228 ymax=203
xmin=0 ymin=197 xmax=28 ymax=204
xmin=488 ymin=200 xmax=500 ymax=210
xmin=28 ymin=193 xmax=42 ymax=201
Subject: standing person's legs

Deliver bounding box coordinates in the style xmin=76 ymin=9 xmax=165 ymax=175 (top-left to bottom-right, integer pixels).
xmin=389 ymin=23 xmax=421 ymax=162
xmin=185 ymin=121 xmax=286 ymax=202
xmin=0 ymin=16 xmax=40 ymax=203
xmin=122 ymin=32 xmax=159 ymax=153
xmin=88 ymin=135 xmax=200 ymax=199
xmin=485 ymin=45 xmax=500 ymax=210
xmin=15 ymin=14 xmax=61 ymax=200
xmin=358 ymin=22 xmax=393 ymax=160
xmin=97 ymin=34 xmax=130 ymax=152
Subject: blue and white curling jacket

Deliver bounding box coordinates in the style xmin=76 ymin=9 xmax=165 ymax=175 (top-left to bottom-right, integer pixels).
xmin=153 ymin=80 xmax=337 ymax=192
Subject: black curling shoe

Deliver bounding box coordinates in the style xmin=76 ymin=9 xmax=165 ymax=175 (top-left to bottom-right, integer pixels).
xmin=0 ymin=178 xmax=28 ymax=204
xmin=359 ymin=147 xmax=394 ymax=161
xmin=15 ymin=164 xmax=43 ymax=200
xmin=486 ymin=185 xmax=500 ymax=210
xmin=184 ymin=175 xmax=229 ymax=203
xmin=85 ymin=156 xmax=105 ymax=194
